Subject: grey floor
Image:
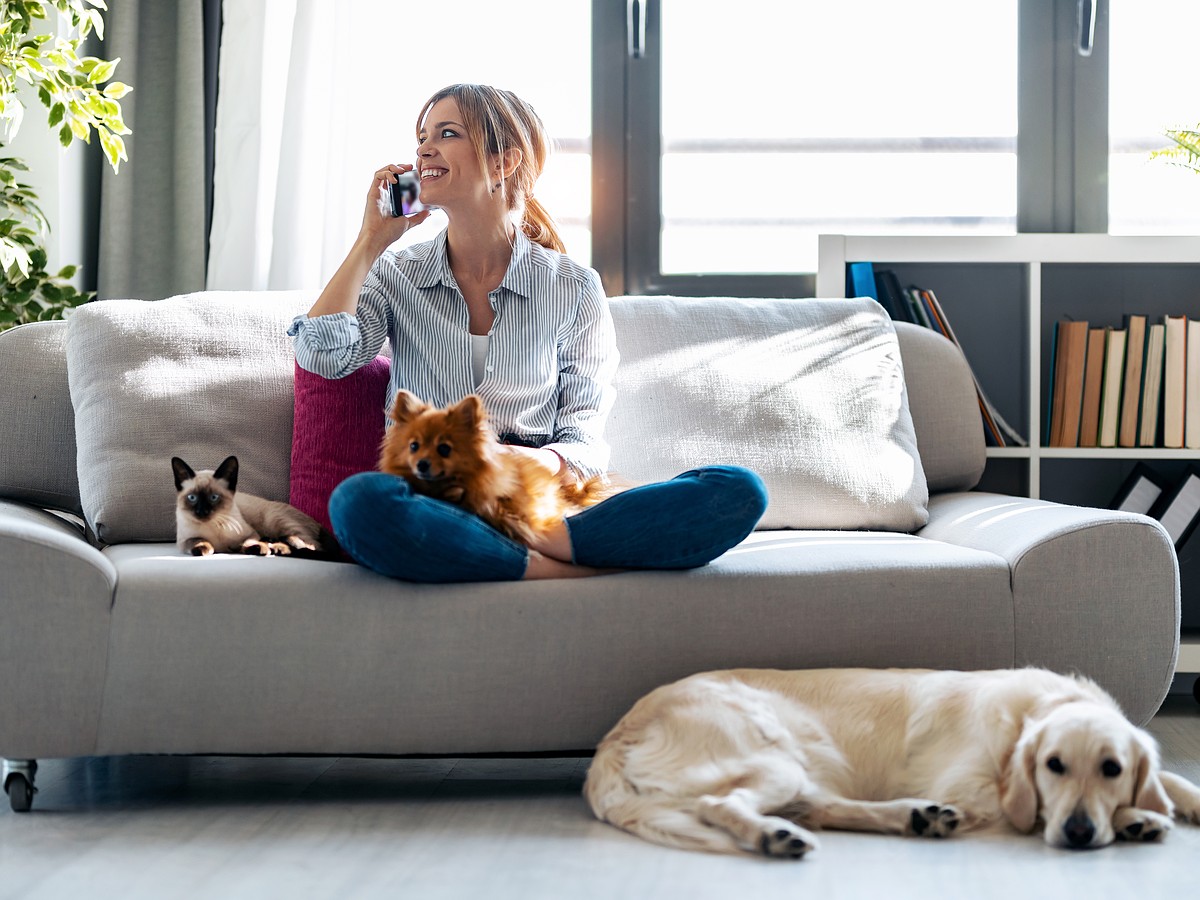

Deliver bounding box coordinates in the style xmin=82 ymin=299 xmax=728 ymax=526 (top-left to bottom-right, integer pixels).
xmin=3 ymin=696 xmax=1200 ymax=900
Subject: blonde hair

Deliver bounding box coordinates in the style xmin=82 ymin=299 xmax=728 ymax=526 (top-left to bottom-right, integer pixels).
xmin=417 ymin=83 xmax=566 ymax=254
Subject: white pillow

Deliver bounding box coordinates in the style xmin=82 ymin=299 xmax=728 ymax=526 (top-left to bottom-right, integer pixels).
xmin=606 ymin=296 xmax=929 ymax=532
xmin=65 ymin=291 xmax=314 ymax=543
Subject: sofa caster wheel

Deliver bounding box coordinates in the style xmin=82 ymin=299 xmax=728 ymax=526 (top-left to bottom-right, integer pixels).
xmin=3 ymin=760 xmax=37 ymax=813
xmin=6 ymin=774 xmax=33 ymax=813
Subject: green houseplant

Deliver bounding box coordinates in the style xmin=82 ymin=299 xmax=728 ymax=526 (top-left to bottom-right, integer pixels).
xmin=1150 ymin=125 xmax=1200 ymax=175
xmin=0 ymin=0 xmax=130 ymax=331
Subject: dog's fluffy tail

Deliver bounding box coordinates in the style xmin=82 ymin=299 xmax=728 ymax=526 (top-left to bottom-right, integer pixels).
xmin=584 ymin=749 xmax=740 ymax=855
xmin=566 ymin=473 xmax=627 ymax=508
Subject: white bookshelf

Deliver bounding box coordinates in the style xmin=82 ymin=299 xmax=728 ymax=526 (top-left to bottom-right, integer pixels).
xmin=818 ymin=234 xmax=1200 ymax=684
xmin=818 ymin=234 xmax=1200 ymax=497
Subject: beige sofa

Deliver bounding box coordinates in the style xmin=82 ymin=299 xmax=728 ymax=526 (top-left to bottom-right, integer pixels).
xmin=0 ymin=291 xmax=1179 ymax=813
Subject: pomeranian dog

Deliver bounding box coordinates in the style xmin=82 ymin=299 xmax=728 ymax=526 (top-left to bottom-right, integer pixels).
xmin=378 ymin=390 xmax=616 ymax=544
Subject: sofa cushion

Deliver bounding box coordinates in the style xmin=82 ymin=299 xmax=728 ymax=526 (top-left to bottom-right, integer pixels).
xmin=290 ymin=357 xmax=391 ymax=532
xmin=894 ymin=322 xmax=986 ymax=493
xmin=0 ymin=321 xmax=82 ymax=515
xmin=606 ymin=296 xmax=930 ymax=531
xmin=93 ymin=533 xmax=1012 ymax=754
xmin=65 ymin=291 xmax=314 ymax=544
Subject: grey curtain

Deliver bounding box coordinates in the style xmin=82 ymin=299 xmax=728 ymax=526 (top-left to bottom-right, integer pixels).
xmin=96 ymin=1 xmax=209 ymax=301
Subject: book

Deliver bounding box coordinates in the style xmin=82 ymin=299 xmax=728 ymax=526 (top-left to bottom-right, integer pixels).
xmin=1162 ymin=315 xmax=1187 ymax=449
xmin=847 ymin=261 xmax=878 ymax=301
xmin=1048 ymin=322 xmax=1068 ymax=446
xmin=1109 ymin=462 xmax=1169 ymax=515
xmin=920 ymin=287 xmax=1026 ymax=447
xmin=1097 ymin=327 xmax=1127 ymax=448
xmin=903 ymin=286 xmax=933 ymax=329
xmin=1118 ymin=314 xmax=1146 ymax=448
xmin=1187 ymin=319 xmax=1200 ymax=449
xmin=872 ymin=269 xmax=910 ymax=323
xmin=1078 ymin=327 xmax=1107 ymax=448
xmin=1139 ymin=321 xmax=1166 ymax=447
xmin=1049 ymin=319 xmax=1089 ymax=447
xmin=1149 ymin=464 xmax=1200 ymax=546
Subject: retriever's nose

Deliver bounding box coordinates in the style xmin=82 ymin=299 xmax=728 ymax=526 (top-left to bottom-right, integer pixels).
xmin=1063 ymin=814 xmax=1095 ymax=848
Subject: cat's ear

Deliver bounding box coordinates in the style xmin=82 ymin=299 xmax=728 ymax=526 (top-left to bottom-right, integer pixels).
xmin=389 ymin=390 xmax=426 ymax=425
xmin=214 ymin=455 xmax=239 ymax=492
xmin=171 ymin=457 xmax=195 ymax=491
xmin=450 ymin=394 xmax=484 ymax=428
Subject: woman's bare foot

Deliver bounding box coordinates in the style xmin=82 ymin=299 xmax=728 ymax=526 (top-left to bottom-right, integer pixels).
xmin=525 ymin=517 xmax=575 ymax=562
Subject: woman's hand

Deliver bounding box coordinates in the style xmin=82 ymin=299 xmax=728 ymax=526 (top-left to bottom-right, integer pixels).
xmin=359 ymin=163 xmax=432 ymax=255
xmin=304 ymin=164 xmax=431 ymax=318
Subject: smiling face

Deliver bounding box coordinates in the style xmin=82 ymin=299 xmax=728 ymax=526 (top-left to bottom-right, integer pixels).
xmin=415 ymin=97 xmax=493 ymax=209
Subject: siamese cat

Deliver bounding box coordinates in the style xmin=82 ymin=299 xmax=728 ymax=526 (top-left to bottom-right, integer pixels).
xmin=171 ymin=455 xmax=332 ymax=557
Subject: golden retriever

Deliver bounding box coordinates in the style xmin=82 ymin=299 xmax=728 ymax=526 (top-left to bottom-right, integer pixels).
xmin=584 ymin=668 xmax=1200 ymax=857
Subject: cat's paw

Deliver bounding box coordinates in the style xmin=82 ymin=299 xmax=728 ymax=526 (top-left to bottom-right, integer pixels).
xmin=284 ymin=535 xmax=318 ymax=553
xmin=267 ymin=541 xmax=292 ymax=556
xmin=240 ymin=539 xmax=272 ymax=556
xmin=190 ymin=540 xmax=215 ymax=557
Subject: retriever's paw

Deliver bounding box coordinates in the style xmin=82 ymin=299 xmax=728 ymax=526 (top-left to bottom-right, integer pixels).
xmin=759 ymin=819 xmax=818 ymax=859
xmin=1114 ymin=807 xmax=1172 ymax=843
xmin=909 ymin=804 xmax=960 ymax=838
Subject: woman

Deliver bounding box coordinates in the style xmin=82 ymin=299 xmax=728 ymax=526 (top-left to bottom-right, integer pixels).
xmin=289 ymin=83 xmax=766 ymax=582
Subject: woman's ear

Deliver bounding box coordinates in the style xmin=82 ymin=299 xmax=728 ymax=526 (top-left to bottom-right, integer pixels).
xmin=1132 ymin=733 xmax=1173 ymax=816
xmin=494 ymin=147 xmax=523 ymax=182
xmin=1000 ymin=723 xmax=1041 ymax=833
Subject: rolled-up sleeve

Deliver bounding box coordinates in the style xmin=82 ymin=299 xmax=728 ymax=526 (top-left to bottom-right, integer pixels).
xmin=287 ymin=260 xmax=394 ymax=378
xmin=544 ymin=269 xmax=619 ymax=478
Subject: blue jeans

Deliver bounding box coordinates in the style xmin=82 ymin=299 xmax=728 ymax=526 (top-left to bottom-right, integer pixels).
xmin=329 ymin=466 xmax=768 ymax=583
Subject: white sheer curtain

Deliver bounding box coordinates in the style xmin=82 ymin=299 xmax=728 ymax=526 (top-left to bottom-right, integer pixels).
xmin=207 ymin=0 xmax=592 ymax=292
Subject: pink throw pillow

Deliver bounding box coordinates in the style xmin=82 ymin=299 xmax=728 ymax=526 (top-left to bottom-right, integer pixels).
xmin=290 ymin=357 xmax=390 ymax=532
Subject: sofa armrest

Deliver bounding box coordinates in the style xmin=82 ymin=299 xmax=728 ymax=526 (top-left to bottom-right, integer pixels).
xmin=919 ymin=491 xmax=1178 ymax=725
xmin=0 ymin=499 xmax=116 ymax=758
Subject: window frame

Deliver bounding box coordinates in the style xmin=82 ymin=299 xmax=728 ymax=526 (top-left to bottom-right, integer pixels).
xmin=592 ymin=0 xmax=1114 ymax=298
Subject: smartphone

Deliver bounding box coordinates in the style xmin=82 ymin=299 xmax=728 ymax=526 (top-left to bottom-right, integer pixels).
xmin=388 ymin=171 xmax=421 ymax=217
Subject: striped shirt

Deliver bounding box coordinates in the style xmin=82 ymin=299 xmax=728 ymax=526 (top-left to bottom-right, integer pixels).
xmin=288 ymin=228 xmax=619 ymax=477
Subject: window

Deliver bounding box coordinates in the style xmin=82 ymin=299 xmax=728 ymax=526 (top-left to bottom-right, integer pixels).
xmin=658 ymin=0 xmax=1018 ymax=276
xmin=1108 ymin=0 xmax=1200 ymax=235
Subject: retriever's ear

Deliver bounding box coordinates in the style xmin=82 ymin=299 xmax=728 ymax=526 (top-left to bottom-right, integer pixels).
xmin=1132 ymin=732 xmax=1173 ymax=816
xmin=1000 ymin=722 xmax=1041 ymax=833
xmin=389 ymin=390 xmax=426 ymax=425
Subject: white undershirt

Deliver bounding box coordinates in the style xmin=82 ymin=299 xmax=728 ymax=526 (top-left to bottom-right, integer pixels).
xmin=470 ymin=333 xmax=489 ymax=387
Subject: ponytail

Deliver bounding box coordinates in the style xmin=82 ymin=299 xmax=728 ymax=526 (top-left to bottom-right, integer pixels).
xmin=521 ymin=196 xmax=566 ymax=254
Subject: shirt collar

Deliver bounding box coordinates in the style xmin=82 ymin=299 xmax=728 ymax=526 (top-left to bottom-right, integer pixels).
xmin=410 ymin=226 xmax=535 ymax=300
